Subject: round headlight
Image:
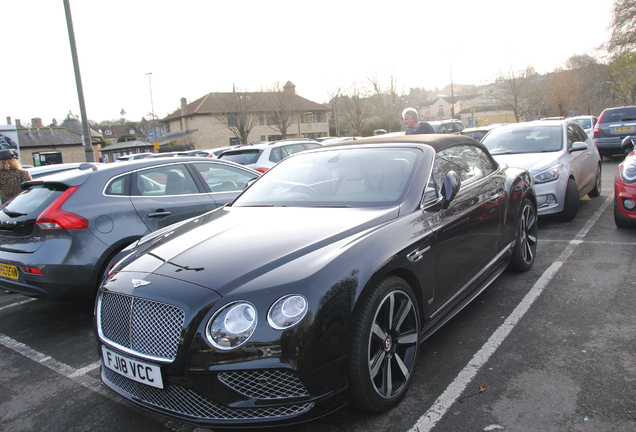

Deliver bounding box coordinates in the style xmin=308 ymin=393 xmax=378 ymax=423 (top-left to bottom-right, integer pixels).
xmin=267 ymin=294 xmax=308 ymax=330
xmin=622 ymin=161 xmax=636 ymax=183
xmin=206 ymin=302 xmax=257 ymax=350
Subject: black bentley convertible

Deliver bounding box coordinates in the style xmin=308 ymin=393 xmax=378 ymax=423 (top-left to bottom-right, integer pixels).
xmin=95 ymin=134 xmax=537 ymax=427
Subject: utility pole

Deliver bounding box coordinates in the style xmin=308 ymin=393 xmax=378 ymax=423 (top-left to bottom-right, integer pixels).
xmin=63 ymin=0 xmax=95 ymax=162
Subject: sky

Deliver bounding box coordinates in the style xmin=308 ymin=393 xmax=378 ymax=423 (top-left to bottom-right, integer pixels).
xmin=3 ymin=0 xmax=615 ymax=127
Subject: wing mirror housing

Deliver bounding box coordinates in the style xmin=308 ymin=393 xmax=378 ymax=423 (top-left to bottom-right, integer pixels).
xmin=570 ymin=142 xmax=587 ymax=152
xmin=622 ymin=136 xmax=635 ymax=152
xmin=440 ymin=171 xmax=461 ymax=210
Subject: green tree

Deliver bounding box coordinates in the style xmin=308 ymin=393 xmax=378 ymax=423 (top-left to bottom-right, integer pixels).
xmin=608 ymin=0 xmax=636 ymax=53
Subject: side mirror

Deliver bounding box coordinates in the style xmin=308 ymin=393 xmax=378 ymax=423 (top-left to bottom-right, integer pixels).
xmin=440 ymin=171 xmax=461 ymax=210
xmin=570 ymin=142 xmax=587 ymax=152
xmin=621 ymin=136 xmax=635 ymax=151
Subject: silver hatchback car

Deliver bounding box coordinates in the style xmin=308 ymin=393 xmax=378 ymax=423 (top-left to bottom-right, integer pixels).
xmin=218 ymin=139 xmax=322 ymax=173
xmin=481 ymin=119 xmax=602 ymax=221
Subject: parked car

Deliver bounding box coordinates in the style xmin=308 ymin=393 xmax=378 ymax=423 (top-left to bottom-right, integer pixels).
xmin=0 ymin=158 xmax=260 ymax=300
xmin=115 ymin=152 xmax=156 ymax=162
xmin=570 ymin=115 xmax=598 ymax=139
xmin=428 ymin=119 xmax=465 ymax=134
xmin=460 ymin=124 xmax=506 ymax=141
xmin=95 ymin=134 xmax=536 ymax=428
xmin=482 ymin=119 xmax=602 ymax=221
xmin=27 ymin=162 xmax=103 ymax=179
xmin=594 ymin=106 xmax=636 ymax=158
xmin=613 ymin=136 xmax=636 ymax=227
xmin=218 ymin=139 xmax=322 ymax=172
xmin=320 ymin=137 xmax=363 ymax=146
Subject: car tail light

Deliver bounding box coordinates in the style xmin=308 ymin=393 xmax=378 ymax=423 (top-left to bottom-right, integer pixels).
xmin=36 ymin=186 xmax=88 ymax=230
xmin=21 ymin=266 xmax=44 ymax=275
xmin=255 ymin=168 xmax=269 ymax=173
xmin=594 ymin=112 xmax=604 ymax=141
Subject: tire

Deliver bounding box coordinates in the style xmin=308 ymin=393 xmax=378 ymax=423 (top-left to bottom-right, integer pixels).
xmin=556 ymin=178 xmax=579 ymax=221
xmin=348 ymin=276 xmax=420 ymax=412
xmin=588 ymin=164 xmax=602 ymax=198
xmin=509 ymin=198 xmax=537 ymax=272
xmin=614 ymin=198 xmax=635 ymax=228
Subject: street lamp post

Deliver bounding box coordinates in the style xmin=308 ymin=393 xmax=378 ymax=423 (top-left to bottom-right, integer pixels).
xmin=146 ymin=73 xmax=158 ymax=153
xmin=450 ymin=51 xmax=455 ymax=119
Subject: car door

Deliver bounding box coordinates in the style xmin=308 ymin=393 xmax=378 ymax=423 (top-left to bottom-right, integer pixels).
xmin=189 ymin=161 xmax=259 ymax=206
xmin=424 ymin=144 xmax=506 ymax=313
xmin=130 ymin=163 xmax=217 ymax=231
xmin=567 ymin=124 xmax=594 ymax=192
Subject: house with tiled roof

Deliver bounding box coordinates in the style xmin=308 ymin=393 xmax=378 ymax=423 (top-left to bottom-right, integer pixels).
xmin=15 ymin=126 xmax=101 ymax=166
xmin=160 ymin=81 xmax=329 ymax=149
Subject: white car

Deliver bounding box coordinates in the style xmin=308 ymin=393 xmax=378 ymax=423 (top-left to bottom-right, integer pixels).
xmin=217 ymin=139 xmax=322 ymax=173
xmin=481 ymin=119 xmax=602 ymax=221
xmin=570 ymin=115 xmax=598 ymax=139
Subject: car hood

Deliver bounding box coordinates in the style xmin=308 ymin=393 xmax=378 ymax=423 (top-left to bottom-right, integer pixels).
xmin=492 ymin=152 xmax=562 ymax=173
xmin=115 ymin=206 xmax=399 ymax=297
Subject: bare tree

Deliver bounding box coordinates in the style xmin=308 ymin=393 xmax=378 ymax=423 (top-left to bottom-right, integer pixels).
xmin=564 ymin=54 xmax=611 ymax=115
xmin=216 ymin=88 xmax=260 ymax=144
xmin=545 ymin=67 xmax=579 ymax=116
xmin=491 ymin=65 xmax=549 ymax=122
xmin=608 ymin=0 xmax=636 ymax=53
xmin=367 ymin=74 xmax=406 ymax=132
xmin=262 ymin=82 xmax=299 ymax=139
xmin=340 ymin=84 xmax=373 ymax=136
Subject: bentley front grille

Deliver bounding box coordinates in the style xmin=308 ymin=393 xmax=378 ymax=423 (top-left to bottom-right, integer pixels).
xmin=98 ymin=291 xmax=185 ymax=361
xmin=103 ymin=366 xmax=314 ymax=421
xmin=218 ymin=370 xmax=309 ymax=399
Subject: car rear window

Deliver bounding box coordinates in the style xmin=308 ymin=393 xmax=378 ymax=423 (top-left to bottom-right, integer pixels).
xmin=574 ymin=118 xmax=592 ymax=129
xmin=218 ymin=149 xmax=262 ymax=165
xmin=600 ymin=107 xmax=636 ymax=124
xmin=2 ymin=185 xmax=60 ymax=216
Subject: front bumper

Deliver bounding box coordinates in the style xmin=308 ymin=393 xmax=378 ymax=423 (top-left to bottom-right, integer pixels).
xmin=534 ymin=177 xmax=567 ymax=216
xmin=615 ymin=181 xmax=636 ymax=222
xmin=99 ymin=345 xmax=347 ymax=428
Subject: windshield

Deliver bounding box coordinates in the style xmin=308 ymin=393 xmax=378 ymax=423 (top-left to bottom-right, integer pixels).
xmin=233 ymin=148 xmax=421 ymax=208
xmin=574 ymin=118 xmax=592 ymax=129
xmin=482 ymin=125 xmax=563 ymax=154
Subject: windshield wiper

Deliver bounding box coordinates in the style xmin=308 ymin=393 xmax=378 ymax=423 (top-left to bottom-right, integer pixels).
xmin=2 ymin=209 xmax=27 ymax=217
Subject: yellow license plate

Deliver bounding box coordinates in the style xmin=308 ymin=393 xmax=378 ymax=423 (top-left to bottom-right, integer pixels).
xmin=615 ymin=126 xmax=634 ymax=132
xmin=0 ymin=263 xmax=19 ymax=280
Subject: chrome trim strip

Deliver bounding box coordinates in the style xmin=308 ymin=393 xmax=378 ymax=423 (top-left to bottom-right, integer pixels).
xmin=429 ymin=240 xmax=515 ymax=319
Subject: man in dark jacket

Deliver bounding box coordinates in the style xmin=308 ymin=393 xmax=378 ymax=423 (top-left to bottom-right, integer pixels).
xmin=403 ymin=108 xmax=434 ymax=134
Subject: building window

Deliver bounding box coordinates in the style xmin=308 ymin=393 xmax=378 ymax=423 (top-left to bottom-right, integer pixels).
xmin=166 ymin=123 xmax=171 ymax=133
xmin=302 ymin=133 xmax=321 ymax=139
xmin=438 ymin=105 xmax=444 ymax=116
xmin=260 ymin=135 xmax=266 ymax=141
xmin=179 ymin=119 xmax=183 ymax=131
xmin=268 ymin=134 xmax=283 ymax=141
xmin=300 ymin=111 xmax=327 ymax=123
xmin=228 ymin=115 xmax=238 ymax=127
xmin=229 ymin=137 xmax=240 ymax=145
xmin=259 ymin=113 xmax=264 ymax=125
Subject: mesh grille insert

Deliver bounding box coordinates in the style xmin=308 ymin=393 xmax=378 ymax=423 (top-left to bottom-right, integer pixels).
xmin=103 ymin=366 xmax=313 ymax=420
xmin=218 ymin=370 xmax=309 ymax=399
xmin=99 ymin=291 xmax=185 ymax=361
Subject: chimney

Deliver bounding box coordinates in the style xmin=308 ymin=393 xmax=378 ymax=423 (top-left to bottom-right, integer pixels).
xmin=180 ymin=97 xmax=189 ymax=131
xmin=283 ymin=81 xmax=296 ymax=95
xmin=31 ymin=117 xmax=43 ymax=128
xmin=181 ymin=97 xmax=188 ymax=115
xmin=16 ymin=119 xmax=22 ymax=128
xmin=6 ymin=117 xmax=11 ymax=125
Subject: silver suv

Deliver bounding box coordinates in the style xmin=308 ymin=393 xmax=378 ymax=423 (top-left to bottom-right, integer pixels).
xmin=217 ymin=139 xmax=322 ymax=172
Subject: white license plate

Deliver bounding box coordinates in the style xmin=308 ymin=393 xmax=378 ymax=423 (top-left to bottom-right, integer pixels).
xmin=101 ymin=346 xmax=164 ymax=389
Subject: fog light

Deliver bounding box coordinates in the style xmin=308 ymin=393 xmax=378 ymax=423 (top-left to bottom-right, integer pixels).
xmin=546 ymin=195 xmax=556 ymax=205
xmin=623 ymin=199 xmax=636 ymax=210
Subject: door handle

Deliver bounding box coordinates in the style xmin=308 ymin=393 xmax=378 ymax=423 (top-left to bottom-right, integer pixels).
xmin=488 ymin=194 xmax=501 ymax=203
xmin=148 ymin=211 xmax=171 ymax=218
xmin=407 ymin=246 xmax=430 ymax=263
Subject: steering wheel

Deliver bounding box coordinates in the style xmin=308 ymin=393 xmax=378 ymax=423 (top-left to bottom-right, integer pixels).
xmin=289 ymin=185 xmax=319 ymax=197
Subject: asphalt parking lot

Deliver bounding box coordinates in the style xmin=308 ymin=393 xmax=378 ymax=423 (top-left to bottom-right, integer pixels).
xmin=1 ymin=158 xmax=635 ymax=432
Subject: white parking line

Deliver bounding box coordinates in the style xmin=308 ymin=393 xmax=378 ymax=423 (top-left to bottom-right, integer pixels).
xmin=0 ymin=298 xmax=36 ymax=311
xmin=409 ymin=196 xmax=613 ymax=432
